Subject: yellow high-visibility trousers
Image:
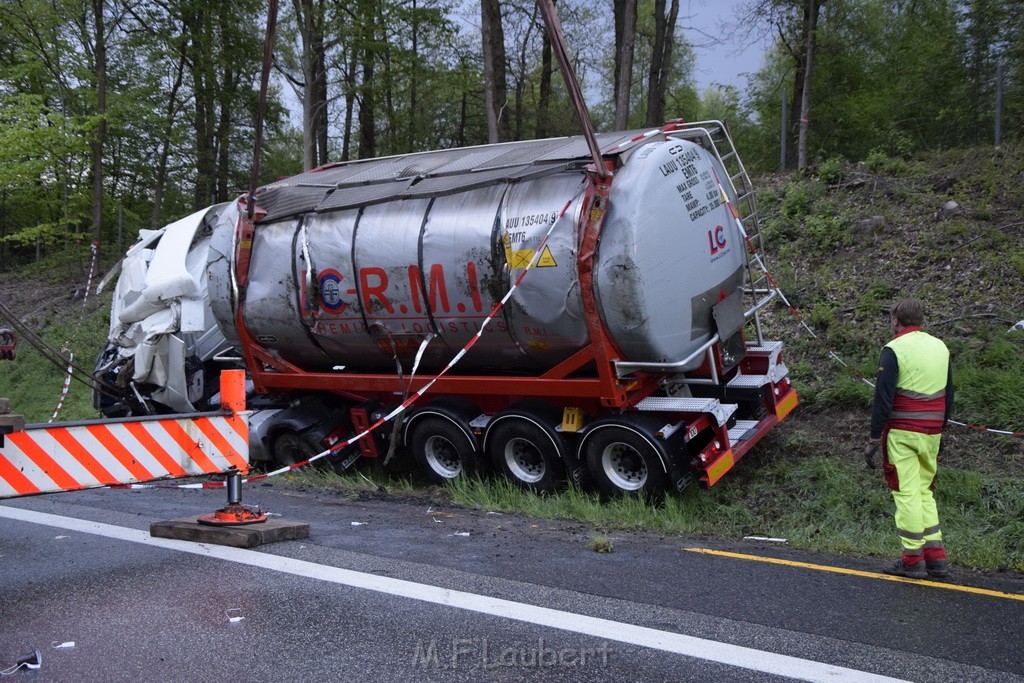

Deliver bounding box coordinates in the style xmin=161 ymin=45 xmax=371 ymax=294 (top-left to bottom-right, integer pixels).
xmin=884 ymin=428 xmax=943 ymax=554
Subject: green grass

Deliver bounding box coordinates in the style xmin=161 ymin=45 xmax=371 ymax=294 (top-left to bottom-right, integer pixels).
xmin=283 ymin=448 xmax=1024 ymax=571
xmin=0 ymin=297 xmax=111 ymax=423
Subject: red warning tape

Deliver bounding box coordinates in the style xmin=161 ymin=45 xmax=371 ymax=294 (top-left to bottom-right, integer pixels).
xmin=82 ymin=241 xmax=99 ymax=307
xmin=48 ymin=347 xmax=73 ymax=423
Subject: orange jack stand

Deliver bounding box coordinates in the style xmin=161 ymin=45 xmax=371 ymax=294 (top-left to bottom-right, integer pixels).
xmin=198 ymin=471 xmax=268 ymax=526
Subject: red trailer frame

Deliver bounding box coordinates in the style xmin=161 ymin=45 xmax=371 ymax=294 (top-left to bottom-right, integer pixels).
xmin=229 ymin=125 xmax=798 ymax=491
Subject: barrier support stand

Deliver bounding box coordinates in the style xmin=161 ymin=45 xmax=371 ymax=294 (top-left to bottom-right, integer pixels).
xmin=149 ymin=369 xmax=310 ymax=548
xmin=197 ymin=470 xmax=269 ymax=526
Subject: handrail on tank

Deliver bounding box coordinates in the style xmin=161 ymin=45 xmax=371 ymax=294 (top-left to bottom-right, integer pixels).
xmin=614 ymin=333 xmax=721 ymax=377
xmin=745 ymin=289 xmax=778 ymax=319
xmin=611 ymin=289 xmax=778 ymax=377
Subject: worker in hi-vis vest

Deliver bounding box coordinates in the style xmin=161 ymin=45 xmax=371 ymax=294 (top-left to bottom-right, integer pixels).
xmin=865 ymin=298 xmax=954 ymax=579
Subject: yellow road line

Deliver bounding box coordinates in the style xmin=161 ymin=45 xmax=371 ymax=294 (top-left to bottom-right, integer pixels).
xmin=683 ymin=548 xmax=1024 ymax=603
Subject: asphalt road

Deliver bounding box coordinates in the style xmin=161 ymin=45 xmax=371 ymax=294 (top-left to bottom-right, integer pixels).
xmin=1 ymin=482 xmax=1022 ymax=682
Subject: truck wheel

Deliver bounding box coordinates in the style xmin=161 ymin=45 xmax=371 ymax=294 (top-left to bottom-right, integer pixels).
xmin=409 ymin=417 xmax=478 ymax=483
xmin=487 ymin=419 xmax=564 ymax=494
xmin=272 ymin=431 xmax=320 ymax=468
xmin=584 ymin=427 xmax=666 ymax=497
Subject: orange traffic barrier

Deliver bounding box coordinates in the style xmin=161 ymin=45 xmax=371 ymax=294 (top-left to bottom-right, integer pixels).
xmin=0 ymin=372 xmax=248 ymax=499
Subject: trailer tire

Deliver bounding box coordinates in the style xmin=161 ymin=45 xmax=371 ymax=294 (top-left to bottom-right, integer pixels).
xmin=487 ymin=419 xmax=564 ymax=493
xmin=410 ymin=417 xmax=479 ymax=483
xmin=584 ymin=427 xmax=666 ymax=498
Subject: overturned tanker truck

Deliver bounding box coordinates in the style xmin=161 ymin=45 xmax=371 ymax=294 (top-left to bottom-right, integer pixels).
xmin=96 ymin=120 xmax=797 ymax=496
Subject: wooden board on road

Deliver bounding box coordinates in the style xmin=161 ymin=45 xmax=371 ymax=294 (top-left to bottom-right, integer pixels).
xmin=151 ymin=516 xmax=310 ymax=548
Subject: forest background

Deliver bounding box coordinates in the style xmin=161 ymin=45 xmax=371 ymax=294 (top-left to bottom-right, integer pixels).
xmin=0 ymin=0 xmax=1020 ymax=264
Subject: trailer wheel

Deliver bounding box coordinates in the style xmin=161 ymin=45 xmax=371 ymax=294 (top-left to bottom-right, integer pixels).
xmin=487 ymin=419 xmax=564 ymax=493
xmin=410 ymin=417 xmax=478 ymax=483
xmin=584 ymin=427 xmax=666 ymax=497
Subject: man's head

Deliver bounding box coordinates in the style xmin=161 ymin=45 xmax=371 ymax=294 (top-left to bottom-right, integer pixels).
xmin=890 ymin=298 xmax=924 ymax=329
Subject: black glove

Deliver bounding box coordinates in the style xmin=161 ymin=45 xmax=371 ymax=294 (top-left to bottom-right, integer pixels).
xmin=863 ymin=439 xmax=881 ymax=469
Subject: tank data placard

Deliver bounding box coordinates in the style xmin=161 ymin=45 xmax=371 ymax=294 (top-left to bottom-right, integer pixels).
xmin=502 ymin=211 xmax=560 ymax=270
xmin=658 ymin=143 xmax=732 ymax=264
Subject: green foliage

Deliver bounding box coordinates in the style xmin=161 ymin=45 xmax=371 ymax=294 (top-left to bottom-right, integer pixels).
xmin=587 ymin=535 xmax=614 ymax=553
xmin=803 ymin=213 xmax=852 ymax=249
xmin=739 ymin=0 xmax=1019 ymax=172
xmin=817 ymin=156 xmax=845 ymax=184
xmin=815 ymin=374 xmax=873 ymax=410
xmin=0 ymin=305 xmax=111 ymax=423
xmin=857 ymin=282 xmax=896 ymax=307
xmin=1009 ymin=250 xmax=1024 ymax=279
xmin=950 ymin=331 xmax=1024 ymax=432
xmin=865 ymin=148 xmax=910 ymax=176
xmin=780 ymin=181 xmax=821 ymax=219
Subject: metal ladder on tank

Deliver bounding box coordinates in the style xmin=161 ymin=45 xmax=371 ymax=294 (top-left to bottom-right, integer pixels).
xmin=665 ymin=120 xmax=776 ymax=348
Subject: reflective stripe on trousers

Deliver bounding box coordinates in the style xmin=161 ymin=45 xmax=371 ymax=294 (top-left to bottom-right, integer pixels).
xmin=885 ymin=428 xmax=943 ymax=553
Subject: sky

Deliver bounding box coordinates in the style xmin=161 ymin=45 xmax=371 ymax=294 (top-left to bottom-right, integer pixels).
xmin=683 ymin=0 xmax=771 ymax=92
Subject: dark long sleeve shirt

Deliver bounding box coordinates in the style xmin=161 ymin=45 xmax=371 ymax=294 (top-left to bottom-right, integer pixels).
xmin=870 ymin=347 xmax=954 ymax=439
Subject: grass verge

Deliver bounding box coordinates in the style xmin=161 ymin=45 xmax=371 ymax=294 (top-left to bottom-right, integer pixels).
xmin=283 ymin=448 xmax=1024 ymax=572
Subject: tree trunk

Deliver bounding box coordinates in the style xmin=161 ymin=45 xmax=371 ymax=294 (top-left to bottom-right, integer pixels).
xmin=295 ymin=0 xmax=329 ymax=170
xmin=356 ymin=0 xmax=379 ymax=158
xmin=215 ymin=4 xmax=235 ymax=204
xmin=383 ymin=43 xmax=397 ymax=150
xmin=536 ymin=12 xmax=552 ymax=138
xmin=187 ymin=7 xmax=217 ymax=208
xmin=342 ymin=53 xmax=357 ymax=162
xmin=481 ymin=0 xmax=508 ymax=143
xmin=646 ymin=0 xmax=678 ymax=126
xmin=796 ymin=0 xmax=820 ymax=171
xmin=89 ymin=0 xmax=107 ymax=247
xmin=150 ymin=47 xmax=187 ymax=229
xmin=295 ymin=0 xmax=316 ymax=169
xmin=314 ymin=11 xmax=328 ymax=165
xmin=513 ymin=7 xmax=537 ymax=141
xmin=358 ymin=54 xmax=376 ymax=158
xmin=613 ymin=0 xmax=637 ymax=130
xmin=408 ymin=0 xmax=418 ymax=148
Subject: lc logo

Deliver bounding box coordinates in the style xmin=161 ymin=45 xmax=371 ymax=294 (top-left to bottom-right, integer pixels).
xmin=708 ymin=225 xmax=727 ymax=255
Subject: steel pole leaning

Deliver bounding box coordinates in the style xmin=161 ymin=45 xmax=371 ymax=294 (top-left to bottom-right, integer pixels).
xmin=536 ymin=0 xmax=607 ymax=178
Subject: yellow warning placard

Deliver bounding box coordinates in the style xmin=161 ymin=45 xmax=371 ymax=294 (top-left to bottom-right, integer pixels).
xmin=503 ymin=234 xmax=558 ymax=269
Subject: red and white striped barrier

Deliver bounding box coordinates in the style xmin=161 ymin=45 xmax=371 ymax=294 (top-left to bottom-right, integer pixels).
xmin=0 ymin=370 xmax=249 ymax=499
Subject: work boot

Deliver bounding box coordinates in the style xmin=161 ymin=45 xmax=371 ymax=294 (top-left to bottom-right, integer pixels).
xmin=923 ymin=546 xmax=949 ymax=579
xmin=925 ymin=558 xmax=949 ymax=579
xmin=885 ymin=556 xmax=927 ymax=579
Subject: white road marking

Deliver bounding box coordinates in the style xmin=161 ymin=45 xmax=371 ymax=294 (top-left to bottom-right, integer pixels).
xmin=0 ymin=505 xmax=906 ymax=683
